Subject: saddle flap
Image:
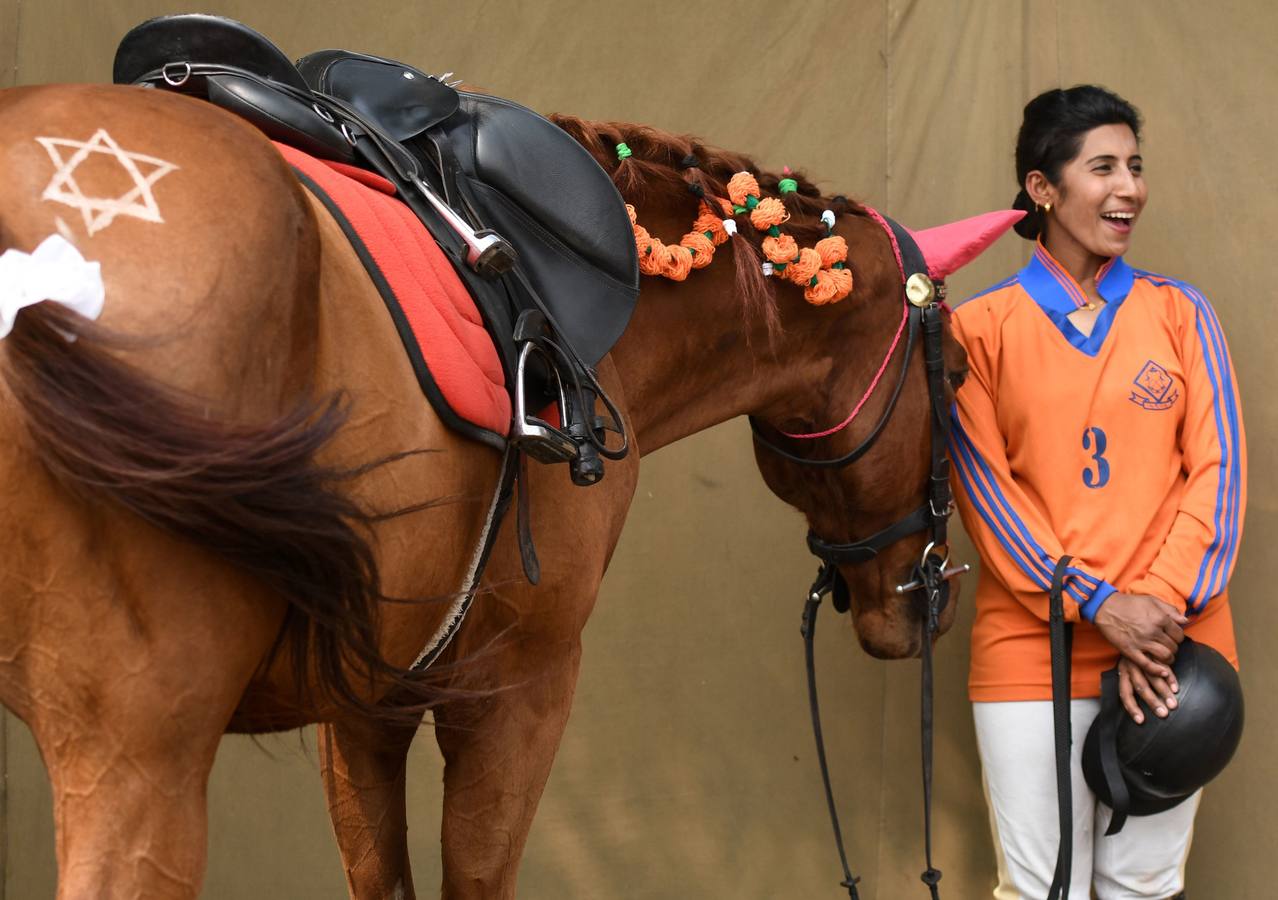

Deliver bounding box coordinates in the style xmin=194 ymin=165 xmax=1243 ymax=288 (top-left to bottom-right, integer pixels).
xmin=463 ymin=93 xmax=639 ymax=292
xmin=297 ymin=50 xmax=461 ymax=142
xmin=113 ymin=13 xmax=311 ymax=93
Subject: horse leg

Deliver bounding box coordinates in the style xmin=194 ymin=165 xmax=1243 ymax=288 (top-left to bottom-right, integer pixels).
xmin=433 ymin=628 xmax=585 ymax=900
xmin=40 ymin=715 xmax=223 ymax=899
xmin=12 ymin=533 xmax=284 ymax=899
xmin=320 ymin=711 xmax=426 ymax=899
xmin=426 ymin=361 xmax=636 ymax=898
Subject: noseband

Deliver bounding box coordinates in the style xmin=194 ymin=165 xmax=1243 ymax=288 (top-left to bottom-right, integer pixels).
xmin=750 ymin=213 xmax=965 ymax=899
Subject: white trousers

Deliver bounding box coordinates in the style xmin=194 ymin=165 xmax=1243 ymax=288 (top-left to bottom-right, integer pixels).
xmin=973 ymin=700 xmax=1199 ymax=900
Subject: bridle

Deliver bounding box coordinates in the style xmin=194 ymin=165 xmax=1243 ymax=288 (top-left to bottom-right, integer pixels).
xmin=750 ymin=213 xmax=966 ymax=899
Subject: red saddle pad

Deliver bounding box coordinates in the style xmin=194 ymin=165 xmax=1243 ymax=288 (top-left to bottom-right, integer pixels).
xmin=275 ymin=142 xmax=510 ymax=443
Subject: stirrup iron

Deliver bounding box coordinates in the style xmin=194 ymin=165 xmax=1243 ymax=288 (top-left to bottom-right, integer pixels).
xmin=511 ymin=339 xmax=578 ymax=464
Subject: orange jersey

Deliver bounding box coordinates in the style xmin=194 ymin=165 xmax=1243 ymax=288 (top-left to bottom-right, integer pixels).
xmin=950 ymin=244 xmax=1245 ymax=702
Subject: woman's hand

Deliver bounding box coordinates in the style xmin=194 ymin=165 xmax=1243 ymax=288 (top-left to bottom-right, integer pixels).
xmin=1116 ymin=655 xmax=1179 ymax=724
xmin=1093 ymin=592 xmax=1187 ymax=681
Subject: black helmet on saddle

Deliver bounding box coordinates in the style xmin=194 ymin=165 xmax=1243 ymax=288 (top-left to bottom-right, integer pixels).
xmin=1082 ymin=637 xmax=1244 ymax=834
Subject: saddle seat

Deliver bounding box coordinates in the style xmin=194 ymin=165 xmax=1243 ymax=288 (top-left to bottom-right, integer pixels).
xmin=113 ymin=14 xmax=639 ymax=373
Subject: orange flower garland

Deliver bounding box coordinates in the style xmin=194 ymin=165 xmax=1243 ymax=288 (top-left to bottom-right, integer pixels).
xmin=726 ymin=172 xmax=853 ymax=305
xmin=623 ymin=153 xmax=854 ymax=305
xmin=628 ymin=203 xmax=730 ymax=281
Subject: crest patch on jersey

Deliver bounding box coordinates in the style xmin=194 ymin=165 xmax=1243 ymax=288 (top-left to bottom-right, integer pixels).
xmin=1130 ymin=360 xmax=1180 ymax=411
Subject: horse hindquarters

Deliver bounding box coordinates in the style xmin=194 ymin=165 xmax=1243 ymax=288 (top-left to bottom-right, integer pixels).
xmin=0 ymin=83 xmax=346 ymax=896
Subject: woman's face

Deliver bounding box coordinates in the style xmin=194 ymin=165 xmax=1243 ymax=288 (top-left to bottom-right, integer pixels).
xmin=1033 ymin=123 xmax=1147 ymax=260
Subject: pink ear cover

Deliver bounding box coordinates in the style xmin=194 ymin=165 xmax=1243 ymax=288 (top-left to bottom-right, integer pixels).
xmin=910 ymin=210 xmax=1027 ymax=280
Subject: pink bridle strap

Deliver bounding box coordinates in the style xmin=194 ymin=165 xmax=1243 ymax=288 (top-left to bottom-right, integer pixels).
xmin=780 ymin=205 xmax=909 ymax=441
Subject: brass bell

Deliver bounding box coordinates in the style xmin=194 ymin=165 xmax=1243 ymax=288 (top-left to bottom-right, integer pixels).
xmin=906 ymin=272 xmax=936 ymax=307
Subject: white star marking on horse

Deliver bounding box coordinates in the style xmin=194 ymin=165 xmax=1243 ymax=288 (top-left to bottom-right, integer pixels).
xmin=36 ymin=129 xmax=179 ymax=236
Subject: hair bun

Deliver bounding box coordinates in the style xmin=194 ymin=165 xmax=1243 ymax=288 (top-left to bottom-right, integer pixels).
xmin=1012 ymin=188 xmax=1041 ymax=240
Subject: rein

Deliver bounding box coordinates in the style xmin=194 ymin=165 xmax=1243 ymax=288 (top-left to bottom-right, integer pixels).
xmin=754 ymin=213 xmax=966 ymax=898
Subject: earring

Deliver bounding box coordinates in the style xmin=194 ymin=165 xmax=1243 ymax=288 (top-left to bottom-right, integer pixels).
xmin=1044 ymin=202 xmax=1053 ymax=214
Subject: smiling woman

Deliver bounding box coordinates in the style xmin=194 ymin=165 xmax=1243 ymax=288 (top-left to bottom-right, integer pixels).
xmin=950 ymin=85 xmax=1245 ymax=899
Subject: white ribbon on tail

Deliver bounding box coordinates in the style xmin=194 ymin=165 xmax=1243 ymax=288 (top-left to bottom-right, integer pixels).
xmin=0 ymin=234 xmax=105 ymax=339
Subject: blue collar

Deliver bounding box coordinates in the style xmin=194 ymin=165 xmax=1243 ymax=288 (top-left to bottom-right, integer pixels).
xmin=1018 ymin=244 xmax=1134 ymax=355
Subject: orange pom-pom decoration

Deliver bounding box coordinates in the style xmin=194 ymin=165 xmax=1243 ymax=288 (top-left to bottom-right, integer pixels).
xmin=693 ymin=211 xmax=729 ymax=245
xmin=626 ymin=203 xmax=638 ymax=226
xmin=751 ymin=197 xmax=788 ymax=231
xmin=663 ymin=245 xmax=694 ymax=281
xmin=633 ymin=224 xmax=653 ymax=255
xmin=827 ymin=267 xmax=854 ymax=298
xmin=638 ymin=237 xmax=671 ymax=276
xmin=786 ymin=247 xmax=823 ymax=285
xmin=805 ymin=270 xmax=841 ymax=305
xmin=815 ymin=235 xmax=848 ymax=267
xmin=681 ymin=231 xmax=716 ymax=267
xmin=762 ymin=234 xmax=799 ymax=265
xmin=727 ymin=171 xmax=761 ymax=207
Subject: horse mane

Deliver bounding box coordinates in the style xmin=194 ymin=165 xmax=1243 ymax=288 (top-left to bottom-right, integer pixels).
xmin=551 ymin=115 xmax=866 ymax=335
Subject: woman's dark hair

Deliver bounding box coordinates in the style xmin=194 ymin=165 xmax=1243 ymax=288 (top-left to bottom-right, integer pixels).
xmin=1012 ymin=85 xmax=1143 ymax=239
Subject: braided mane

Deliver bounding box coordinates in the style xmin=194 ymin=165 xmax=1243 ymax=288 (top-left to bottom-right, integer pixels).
xmin=551 ymin=116 xmax=862 ymax=230
xmin=551 ymin=116 xmax=868 ymax=332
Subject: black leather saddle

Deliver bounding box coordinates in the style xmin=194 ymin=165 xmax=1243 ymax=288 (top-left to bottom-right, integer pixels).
xmin=114 ymin=14 xmax=637 ymax=484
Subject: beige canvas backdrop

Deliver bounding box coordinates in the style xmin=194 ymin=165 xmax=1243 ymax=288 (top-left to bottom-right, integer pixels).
xmin=1 ymin=1 xmax=1273 ymax=897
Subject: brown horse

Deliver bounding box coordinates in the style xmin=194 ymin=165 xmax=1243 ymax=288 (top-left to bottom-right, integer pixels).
xmin=0 ymin=82 xmax=974 ymax=898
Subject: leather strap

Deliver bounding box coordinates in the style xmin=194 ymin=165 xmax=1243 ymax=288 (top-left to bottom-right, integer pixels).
xmin=1098 ymin=667 xmax=1131 ymax=835
xmin=885 ymin=216 xmax=929 ymax=285
xmin=920 ymin=303 xmax=953 ymax=549
xmin=749 ymin=302 xmax=918 ymax=469
xmin=804 ymin=558 xmax=949 ymax=900
xmin=806 ymin=502 xmax=933 ymax=564
xmin=516 ymin=453 xmax=541 ymax=585
xmin=411 ymin=446 xmax=520 ymax=672
xmin=916 ymin=555 xmax=946 ymax=898
xmin=1047 ymin=555 xmax=1075 ymax=900
xmin=802 ymin=564 xmax=863 ymax=900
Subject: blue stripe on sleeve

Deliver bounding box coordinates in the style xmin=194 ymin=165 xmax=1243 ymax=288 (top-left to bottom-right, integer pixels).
xmin=951 ymin=418 xmax=1092 ymax=604
xmin=949 ymin=418 xmax=1050 ymax=591
xmin=1138 ymin=275 xmax=1241 ymax=611
xmin=1183 ymin=283 xmax=1242 ymax=605
xmin=951 ymin=413 xmax=1100 ymax=605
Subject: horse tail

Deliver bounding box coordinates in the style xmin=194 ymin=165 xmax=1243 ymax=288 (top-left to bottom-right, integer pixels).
xmin=2 ymin=301 xmax=403 ymax=715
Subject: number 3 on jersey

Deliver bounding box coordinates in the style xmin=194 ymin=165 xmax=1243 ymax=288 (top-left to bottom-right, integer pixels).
xmin=1082 ymin=426 xmax=1110 ymax=489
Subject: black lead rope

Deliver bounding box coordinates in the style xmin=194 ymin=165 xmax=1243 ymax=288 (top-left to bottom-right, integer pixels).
xmin=1047 ymin=556 xmax=1075 ymax=900
xmin=803 ymin=561 xmax=947 ymax=899
xmin=802 ymin=563 xmax=861 ymax=900
xmin=916 ymin=555 xmax=946 ymax=899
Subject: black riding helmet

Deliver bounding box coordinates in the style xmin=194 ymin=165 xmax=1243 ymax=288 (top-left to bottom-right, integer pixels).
xmin=1083 ymin=637 xmax=1244 ymax=834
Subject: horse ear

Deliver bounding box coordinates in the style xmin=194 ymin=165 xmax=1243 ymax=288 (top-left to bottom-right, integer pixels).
xmin=910 ymin=210 xmax=1026 ymax=280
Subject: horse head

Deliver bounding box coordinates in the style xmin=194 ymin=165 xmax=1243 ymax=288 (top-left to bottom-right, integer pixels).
xmin=750 ymin=210 xmax=1023 ymax=659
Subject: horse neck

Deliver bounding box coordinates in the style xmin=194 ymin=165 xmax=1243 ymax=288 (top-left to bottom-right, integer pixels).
xmin=608 ymin=214 xmax=887 ymax=456
xmin=607 ymin=206 xmax=900 ymax=455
